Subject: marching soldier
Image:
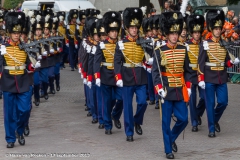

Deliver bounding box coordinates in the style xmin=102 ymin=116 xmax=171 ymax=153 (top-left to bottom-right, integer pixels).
xmin=198 ymin=9 xmax=240 ymax=137
xmin=186 ymin=14 xmax=206 ymax=132
xmin=152 ymin=12 xmax=191 ymax=159
xmin=66 ymin=9 xmax=78 ymax=71
xmin=114 ymin=8 xmax=148 ymax=142
xmin=94 ymin=11 xmax=123 ymax=133
xmin=178 ymin=15 xmax=188 ymax=44
xmin=0 ymin=12 xmax=40 ymax=148
xmin=77 ymin=9 xmax=86 ymax=46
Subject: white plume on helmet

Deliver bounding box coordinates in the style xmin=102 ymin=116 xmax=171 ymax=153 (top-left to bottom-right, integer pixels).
xmin=28 ymin=10 xmax=34 ymax=18
xmin=30 ymin=17 xmax=36 ymax=24
xmin=53 ymin=17 xmax=58 ymax=23
xmin=140 ymin=6 xmax=147 ymax=16
xmin=59 ymin=16 xmax=64 ymax=22
xmin=97 ymin=14 xmax=103 ymax=19
xmin=180 ymin=0 xmax=189 ymax=17
xmin=23 ymin=8 xmax=29 ymax=16
xmin=45 ymin=14 xmax=50 ymax=22
xmin=36 ymin=15 xmax=41 ymax=22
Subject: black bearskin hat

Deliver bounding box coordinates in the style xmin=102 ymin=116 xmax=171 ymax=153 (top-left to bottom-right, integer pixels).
xmin=187 ymin=14 xmax=204 ymax=34
xmin=142 ymin=18 xmax=151 ymax=33
xmin=206 ymin=9 xmax=225 ymax=32
xmin=79 ymin=10 xmax=86 ymax=21
xmin=68 ymin=9 xmax=78 ymax=23
xmin=57 ymin=11 xmax=66 ymax=22
xmin=5 ymin=12 xmax=25 ymax=33
xmin=161 ymin=12 xmax=183 ymax=36
xmin=182 ymin=14 xmax=188 ymax=30
xmin=43 ymin=13 xmax=53 ymax=29
xmin=0 ymin=10 xmax=4 ymax=22
xmin=85 ymin=8 xmax=100 ymax=17
xmin=52 ymin=16 xmax=59 ymax=30
xmin=34 ymin=10 xmax=42 ymax=17
xmin=123 ymin=7 xmax=143 ymax=29
xmin=32 ymin=14 xmax=44 ymax=32
xmin=96 ymin=19 xmax=105 ymax=36
xmin=103 ymin=11 xmax=121 ymax=33
xmin=85 ymin=17 xmax=98 ymax=37
xmin=22 ymin=15 xmax=30 ymax=35
xmin=149 ymin=15 xmax=160 ymax=30
xmin=42 ymin=8 xmax=54 ymax=17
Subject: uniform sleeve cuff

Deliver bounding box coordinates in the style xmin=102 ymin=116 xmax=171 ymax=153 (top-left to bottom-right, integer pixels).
xmin=83 ymin=72 xmax=87 ymax=78
xmin=154 ymin=84 xmax=163 ymax=93
xmin=115 ymin=74 xmax=122 ymax=81
xmin=28 ymin=64 xmax=35 ymax=71
xmin=227 ymin=60 xmax=233 ymax=67
xmin=198 ymin=74 xmax=204 ymax=82
xmin=94 ymin=72 xmax=100 ymax=79
xmin=74 ymin=41 xmax=78 ymax=45
xmin=87 ymin=75 xmax=92 ymax=82
xmin=66 ymin=39 xmax=69 ymax=43
xmin=79 ymin=63 xmax=82 ymax=68
xmin=186 ymin=81 xmax=191 ymax=88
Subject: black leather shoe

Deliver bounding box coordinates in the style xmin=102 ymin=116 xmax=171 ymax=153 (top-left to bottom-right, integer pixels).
xmin=105 ymin=129 xmax=112 ymax=135
xmin=71 ymin=68 xmax=74 ymax=71
xmin=50 ymin=89 xmax=56 ymax=94
xmin=126 ymin=136 xmax=134 ymax=142
xmin=155 ymin=105 xmax=159 ymax=109
xmin=6 ymin=142 xmax=14 ymax=148
xmin=166 ymin=153 xmax=174 ymax=159
xmin=92 ymin=119 xmax=98 ymax=124
xmin=85 ymin=107 xmax=90 ymax=111
xmin=198 ymin=116 xmax=202 ymax=125
xmin=34 ymin=98 xmax=40 ymax=106
xmin=149 ymin=100 xmax=155 ymax=105
xmin=56 ymin=86 xmax=60 ymax=91
xmin=134 ymin=123 xmax=142 ymax=135
xmin=215 ymin=122 xmax=220 ymax=132
xmin=172 ymin=142 xmax=178 ymax=152
xmin=208 ymin=132 xmax=216 ymax=138
xmin=24 ymin=125 xmax=30 ymax=136
xmin=44 ymin=94 xmax=48 ymax=100
xmin=192 ymin=126 xmax=198 ymax=132
xmin=87 ymin=112 xmax=92 ymax=117
xmin=18 ymin=135 xmax=25 ymax=145
xmin=112 ymin=116 xmax=121 ymax=129
xmin=98 ymin=124 xmax=104 ymax=129
xmin=0 ymin=95 xmax=2 ymax=99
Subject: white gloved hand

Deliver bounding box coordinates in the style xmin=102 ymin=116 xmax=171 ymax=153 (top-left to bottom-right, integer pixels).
xmin=95 ymin=78 xmax=101 ymax=87
xmin=80 ymin=74 xmax=83 ymax=79
xmin=75 ymin=44 xmax=78 ymax=49
xmin=231 ymin=57 xmax=240 ymax=65
xmin=83 ymin=78 xmax=87 ymax=84
xmin=37 ymin=55 xmax=42 ymax=60
xmin=57 ymin=47 xmax=60 ymax=52
xmin=50 ymin=48 xmax=54 ymax=54
xmin=78 ymin=67 xmax=81 ymax=74
xmin=198 ymin=81 xmax=205 ymax=90
xmin=87 ymin=81 xmax=92 ymax=88
xmin=42 ymin=51 xmax=48 ymax=56
xmin=67 ymin=25 xmax=70 ymax=29
xmin=187 ymin=88 xmax=191 ymax=97
xmin=86 ymin=45 xmax=91 ymax=53
xmin=147 ymin=67 xmax=152 ymax=73
xmin=1 ymin=45 xmax=6 ymax=55
xmin=77 ymin=25 xmax=79 ymax=30
xmin=31 ymin=61 xmax=41 ymax=69
xmin=66 ymin=43 xmax=69 ymax=47
xmin=147 ymin=57 xmax=153 ymax=65
xmin=158 ymin=88 xmax=166 ymax=98
xmin=116 ymin=79 xmax=123 ymax=87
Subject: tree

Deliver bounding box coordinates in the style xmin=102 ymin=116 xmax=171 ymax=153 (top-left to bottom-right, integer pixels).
xmin=3 ymin=0 xmax=22 ymax=9
xmin=228 ymin=0 xmax=240 ymax=5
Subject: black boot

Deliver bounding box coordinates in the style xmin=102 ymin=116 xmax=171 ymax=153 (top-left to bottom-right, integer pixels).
xmin=49 ymin=77 xmax=55 ymax=94
xmin=55 ymin=73 xmax=60 ymax=91
xmin=33 ymin=85 xmax=40 ymax=106
xmin=42 ymin=82 xmax=49 ymax=100
xmin=24 ymin=125 xmax=30 ymax=136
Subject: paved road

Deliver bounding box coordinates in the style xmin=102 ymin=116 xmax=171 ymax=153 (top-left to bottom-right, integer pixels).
xmin=0 ymin=68 xmax=240 ymax=160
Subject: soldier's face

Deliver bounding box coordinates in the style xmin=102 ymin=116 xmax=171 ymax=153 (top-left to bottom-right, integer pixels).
xmin=36 ymin=29 xmax=42 ymax=36
xmin=152 ymin=29 xmax=158 ymax=36
xmin=44 ymin=28 xmax=50 ymax=35
xmin=100 ymin=35 xmax=107 ymax=41
xmin=10 ymin=32 xmax=20 ymax=42
xmin=167 ymin=32 xmax=179 ymax=45
xmin=192 ymin=32 xmax=200 ymax=41
xmin=81 ymin=19 xmax=85 ymax=24
xmin=21 ymin=34 xmax=27 ymax=40
xmin=147 ymin=30 xmax=153 ymax=37
xmin=93 ymin=34 xmax=100 ymax=42
xmin=181 ymin=29 xmax=187 ymax=37
xmin=108 ymin=30 xmax=118 ymax=39
xmin=128 ymin=26 xmax=138 ymax=37
xmin=72 ymin=18 xmax=76 ymax=23
xmin=212 ymin=27 xmax=221 ymax=38
xmin=0 ymin=22 xmax=3 ymax=26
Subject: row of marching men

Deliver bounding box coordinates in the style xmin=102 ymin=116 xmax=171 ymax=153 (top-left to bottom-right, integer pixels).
xmin=0 ymin=8 xmax=65 ymax=148
xmin=77 ymin=6 xmax=240 ymax=160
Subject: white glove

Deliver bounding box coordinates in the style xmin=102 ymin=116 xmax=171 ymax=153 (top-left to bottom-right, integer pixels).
xmin=1 ymin=45 xmax=6 ymax=55
xmin=66 ymin=43 xmax=69 ymax=47
xmin=32 ymin=61 xmax=41 ymax=69
xmin=187 ymin=88 xmax=191 ymax=97
xmin=50 ymin=48 xmax=54 ymax=54
xmin=143 ymin=64 xmax=146 ymax=70
xmin=91 ymin=46 xmax=96 ymax=54
xmin=231 ymin=57 xmax=240 ymax=65
xmin=198 ymin=81 xmax=205 ymax=90
xmin=83 ymin=78 xmax=87 ymax=84
xmin=42 ymin=51 xmax=48 ymax=56
xmin=158 ymin=88 xmax=166 ymax=98
xmin=116 ymin=80 xmax=123 ymax=87
xmin=87 ymin=81 xmax=92 ymax=89
xmin=86 ymin=45 xmax=91 ymax=53
xmin=147 ymin=57 xmax=153 ymax=65
xmin=57 ymin=47 xmax=60 ymax=52
xmin=147 ymin=67 xmax=152 ymax=73
xmin=37 ymin=55 xmax=42 ymax=60
xmin=78 ymin=67 xmax=81 ymax=74
xmin=81 ymin=74 xmax=83 ymax=79
xmin=75 ymin=44 xmax=78 ymax=49
xmin=67 ymin=25 xmax=70 ymax=29
xmin=95 ymin=78 xmax=101 ymax=87
xmin=77 ymin=25 xmax=79 ymax=30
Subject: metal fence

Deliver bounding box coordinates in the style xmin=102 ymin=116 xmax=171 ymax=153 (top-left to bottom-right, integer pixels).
xmin=227 ymin=46 xmax=240 ymax=74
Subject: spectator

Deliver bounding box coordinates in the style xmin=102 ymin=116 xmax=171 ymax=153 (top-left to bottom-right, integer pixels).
xmin=226 ymin=10 xmax=235 ymax=22
xmin=175 ymin=0 xmax=182 ymax=11
xmin=168 ymin=0 xmax=176 ymax=11
xmin=163 ymin=1 xmax=173 ymax=12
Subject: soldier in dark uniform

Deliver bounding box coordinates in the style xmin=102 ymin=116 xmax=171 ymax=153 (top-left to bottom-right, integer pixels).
xmin=114 ymin=8 xmax=148 ymax=142
xmin=186 ymin=14 xmax=206 ymax=132
xmin=198 ymin=9 xmax=239 ymax=138
xmin=0 ymin=12 xmax=39 ymax=148
xmin=178 ymin=15 xmax=188 ymax=44
xmin=94 ymin=11 xmax=123 ymax=133
xmin=152 ymin=12 xmax=191 ymax=159
xmin=66 ymin=9 xmax=78 ymax=71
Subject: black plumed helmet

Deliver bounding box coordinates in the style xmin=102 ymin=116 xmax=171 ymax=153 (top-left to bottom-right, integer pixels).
xmin=103 ymin=11 xmax=121 ymax=33
xmin=79 ymin=10 xmax=86 ymax=21
xmin=85 ymin=17 xmax=98 ymax=37
xmin=161 ymin=12 xmax=183 ymax=36
xmin=149 ymin=15 xmax=160 ymax=30
xmin=206 ymin=9 xmax=225 ymax=32
xmin=142 ymin=18 xmax=151 ymax=33
xmin=68 ymin=9 xmax=78 ymax=23
xmin=5 ymin=12 xmax=25 ymax=33
xmin=57 ymin=11 xmax=66 ymax=22
xmin=187 ymin=14 xmax=204 ymax=34
xmin=123 ymin=7 xmax=143 ymax=29
xmin=96 ymin=19 xmax=105 ymax=36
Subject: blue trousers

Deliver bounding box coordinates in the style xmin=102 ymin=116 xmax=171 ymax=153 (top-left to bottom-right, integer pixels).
xmin=205 ymin=83 xmax=228 ymax=132
xmin=61 ymin=45 xmax=69 ymax=67
xmin=122 ymin=85 xmax=148 ymax=136
xmin=147 ymin=72 xmax=155 ymax=101
xmin=39 ymin=68 xmax=48 ymax=83
xmin=189 ymin=84 xmax=206 ymax=127
xmin=162 ymin=100 xmax=188 ymax=153
xmin=54 ymin=62 xmax=61 ymax=75
xmin=3 ymin=91 xmax=31 ymax=143
xmin=69 ymin=44 xmax=76 ymax=69
xmin=101 ymin=84 xmax=123 ymax=130
xmin=88 ymin=83 xmax=98 ymax=119
xmin=84 ymin=84 xmax=88 ymax=107
xmin=96 ymin=85 xmax=104 ymax=124
xmin=33 ymin=71 xmax=40 ymax=100
xmin=25 ymin=86 xmax=33 ymax=127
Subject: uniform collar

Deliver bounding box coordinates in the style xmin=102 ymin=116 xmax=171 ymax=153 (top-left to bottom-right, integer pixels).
xmin=166 ymin=41 xmax=177 ymax=49
xmin=179 ymin=36 xmax=186 ymax=43
xmin=191 ymin=38 xmax=199 ymax=45
xmin=211 ymin=36 xmax=220 ymax=43
xmin=107 ymin=37 xmax=117 ymax=44
xmin=9 ymin=39 xmax=20 ymax=46
xmin=126 ymin=35 xmax=138 ymax=42
xmin=88 ymin=37 xmax=98 ymax=45
xmin=44 ymin=34 xmax=50 ymax=38
xmin=35 ymin=35 xmax=42 ymax=40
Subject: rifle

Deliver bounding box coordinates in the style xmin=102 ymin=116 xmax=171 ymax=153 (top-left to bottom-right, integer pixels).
xmin=219 ymin=39 xmax=238 ymax=61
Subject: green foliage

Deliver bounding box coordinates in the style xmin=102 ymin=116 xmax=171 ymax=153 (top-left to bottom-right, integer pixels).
xmin=3 ymin=0 xmax=23 ymax=9
xmin=228 ymin=0 xmax=240 ymax=5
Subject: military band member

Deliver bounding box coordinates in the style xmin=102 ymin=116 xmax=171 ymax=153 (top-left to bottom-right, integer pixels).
xmin=0 ymin=12 xmax=40 ymax=148
xmin=186 ymin=14 xmax=206 ymax=132
xmin=66 ymin=9 xmax=78 ymax=71
xmin=77 ymin=10 xmax=86 ymax=45
xmin=114 ymin=8 xmax=148 ymax=142
xmin=94 ymin=11 xmax=123 ymax=133
xmin=152 ymin=12 xmax=191 ymax=159
xmin=178 ymin=15 xmax=188 ymax=44
xmin=198 ymin=9 xmax=240 ymax=137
